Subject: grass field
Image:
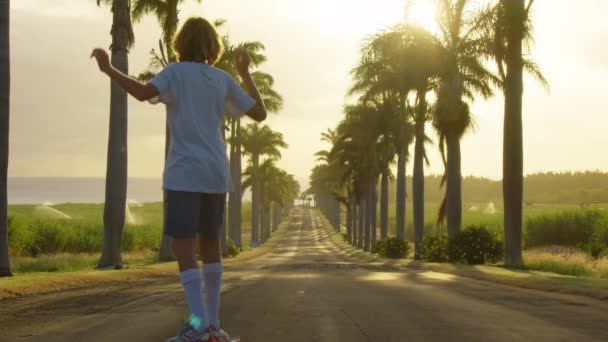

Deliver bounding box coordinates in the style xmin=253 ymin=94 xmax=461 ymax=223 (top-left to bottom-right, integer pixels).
xmin=383 ymin=202 xmax=608 ymax=240
xmin=7 ymin=201 xmax=608 ymax=275
xmin=7 ymin=202 xmax=253 ymax=273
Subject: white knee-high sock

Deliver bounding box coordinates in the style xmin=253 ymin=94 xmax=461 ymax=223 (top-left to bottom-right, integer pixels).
xmin=203 ymin=263 xmax=223 ymax=329
xmin=180 ymin=268 xmax=207 ymax=331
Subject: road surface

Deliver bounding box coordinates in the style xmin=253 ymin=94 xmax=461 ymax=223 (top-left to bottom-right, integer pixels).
xmin=2 ymin=209 xmax=608 ymax=341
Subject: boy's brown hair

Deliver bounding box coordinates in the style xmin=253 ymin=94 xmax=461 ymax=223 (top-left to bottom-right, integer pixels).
xmin=173 ymin=17 xmax=223 ymax=65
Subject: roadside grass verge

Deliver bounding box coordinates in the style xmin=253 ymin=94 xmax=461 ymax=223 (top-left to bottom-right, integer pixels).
xmin=524 ymin=246 xmax=608 ymax=279
xmin=0 ymin=210 xmax=293 ymax=300
xmin=12 ymin=251 xmax=158 ymax=273
xmin=318 ymin=210 xmax=608 ymax=300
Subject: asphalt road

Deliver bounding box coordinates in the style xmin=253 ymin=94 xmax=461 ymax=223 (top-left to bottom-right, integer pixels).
xmin=2 ymin=208 xmax=608 ymax=342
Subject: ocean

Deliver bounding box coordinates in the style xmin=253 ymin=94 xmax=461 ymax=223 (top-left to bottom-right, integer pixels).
xmin=7 ymin=178 xmax=163 ymax=205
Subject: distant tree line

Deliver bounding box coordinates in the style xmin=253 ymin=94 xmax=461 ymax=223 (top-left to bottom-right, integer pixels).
xmin=384 ymin=171 xmax=608 ymax=205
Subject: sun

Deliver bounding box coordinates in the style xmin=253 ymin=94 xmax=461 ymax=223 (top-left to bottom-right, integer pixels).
xmin=406 ymin=1 xmax=439 ymax=33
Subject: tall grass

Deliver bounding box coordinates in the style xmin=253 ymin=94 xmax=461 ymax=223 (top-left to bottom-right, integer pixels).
xmin=7 ymin=202 xmax=253 ymax=258
xmin=526 ymin=209 xmax=608 ymax=247
xmin=524 ymin=246 xmax=608 ymax=279
xmin=383 ymin=202 xmax=608 ymax=242
xmin=8 ymin=216 xmax=160 ymax=256
xmin=525 ymin=208 xmax=608 ymax=250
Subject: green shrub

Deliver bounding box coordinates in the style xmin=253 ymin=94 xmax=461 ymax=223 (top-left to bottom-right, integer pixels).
xmin=586 ymin=219 xmax=608 ymax=258
xmin=449 ymin=225 xmax=504 ymax=265
xmin=225 ymin=239 xmax=241 ymax=258
xmin=341 ymin=232 xmax=348 ymax=242
xmin=525 ymin=209 xmax=607 ymax=248
xmin=372 ymin=237 xmax=409 ymax=259
xmin=420 ymin=234 xmax=449 ymax=262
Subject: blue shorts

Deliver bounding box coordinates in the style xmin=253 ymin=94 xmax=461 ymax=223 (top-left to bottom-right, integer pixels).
xmin=164 ymin=190 xmax=226 ymax=238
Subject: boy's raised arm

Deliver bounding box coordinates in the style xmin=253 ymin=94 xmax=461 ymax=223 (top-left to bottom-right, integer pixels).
xmin=235 ymin=48 xmax=267 ymax=122
xmin=91 ymin=48 xmax=159 ymax=102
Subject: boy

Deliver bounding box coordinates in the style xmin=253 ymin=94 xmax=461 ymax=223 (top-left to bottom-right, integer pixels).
xmin=91 ymin=17 xmax=266 ymax=342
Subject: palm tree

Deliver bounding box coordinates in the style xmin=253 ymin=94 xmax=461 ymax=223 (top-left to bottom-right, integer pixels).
xmin=331 ymin=102 xmax=386 ymax=250
xmin=390 ymin=25 xmax=440 ymax=258
xmin=351 ymin=25 xmax=433 ymax=243
xmin=433 ymin=0 xmax=498 ymax=238
xmin=240 ymin=123 xmax=287 ymax=246
xmin=309 ymin=158 xmax=347 ymax=234
xmin=132 ymin=0 xmax=202 ymax=62
xmin=492 ymin=0 xmax=547 ymax=266
xmin=244 ymin=161 xmax=299 ymax=243
xmin=313 ymin=129 xmax=343 ymax=230
xmin=271 ymin=172 xmax=299 ymax=231
xmin=97 ymin=0 xmax=135 ymax=269
xmin=132 ymin=0 xmax=202 ymax=154
xmin=0 ymin=0 xmax=12 ymax=277
xmin=132 ymin=0 xmax=202 ymax=261
xmin=218 ymin=34 xmax=283 ymax=249
xmin=310 ymin=157 xmax=354 ymax=241
xmin=243 ymin=160 xmax=273 ymax=244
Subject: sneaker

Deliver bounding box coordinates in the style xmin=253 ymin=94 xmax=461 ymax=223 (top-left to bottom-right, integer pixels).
xmin=166 ymin=323 xmax=213 ymax=342
xmin=208 ymin=326 xmax=233 ymax=342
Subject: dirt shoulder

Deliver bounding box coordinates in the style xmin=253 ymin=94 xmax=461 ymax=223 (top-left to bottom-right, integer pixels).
xmin=320 ymin=214 xmax=608 ymax=301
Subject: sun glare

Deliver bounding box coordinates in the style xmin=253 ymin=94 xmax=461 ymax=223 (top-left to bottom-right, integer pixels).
xmin=406 ymin=1 xmax=439 ymax=33
xmin=277 ymin=0 xmax=404 ymax=35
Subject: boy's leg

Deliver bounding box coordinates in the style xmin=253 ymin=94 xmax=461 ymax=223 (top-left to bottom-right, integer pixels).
xmin=200 ymin=236 xmax=222 ymax=330
xmin=165 ymin=190 xmax=208 ymax=333
xmin=173 ymin=237 xmax=207 ymax=332
xmin=198 ymin=193 xmax=226 ymax=333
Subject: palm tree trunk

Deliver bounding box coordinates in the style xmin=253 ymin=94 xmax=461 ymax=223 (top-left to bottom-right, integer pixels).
xmin=321 ymin=195 xmax=327 ymax=225
xmin=260 ymin=203 xmax=266 ymax=244
xmin=333 ymin=197 xmax=341 ymax=231
xmin=345 ymin=199 xmax=352 ymax=243
xmin=251 ymin=154 xmax=260 ymax=246
xmin=396 ymin=149 xmax=407 ymax=241
xmin=413 ymin=94 xmax=426 ymax=259
xmin=235 ymin=119 xmax=243 ymax=248
xmin=158 ymin=127 xmax=173 ymax=260
xmin=357 ymin=193 xmax=365 ymax=249
xmin=446 ymin=130 xmax=462 ymax=238
xmin=503 ymin=0 xmax=525 ymax=266
xmin=266 ymin=205 xmax=271 ymax=240
xmin=264 ymin=204 xmax=271 ymax=242
xmin=272 ymin=202 xmax=279 ymax=232
xmin=165 ymin=0 xmax=178 ymax=63
xmin=99 ymin=0 xmax=130 ymax=269
xmin=371 ymin=176 xmax=378 ymax=248
xmin=380 ymin=170 xmax=389 ymax=240
xmin=220 ymin=197 xmax=228 ymax=255
xmin=364 ymin=182 xmax=372 ymax=252
xmin=352 ymin=201 xmax=358 ymax=246
xmin=0 ymin=0 xmax=12 ymax=277
xmin=219 ymin=116 xmax=228 ymax=255
xmin=228 ymin=119 xmax=237 ymax=245
xmin=159 ymin=0 xmax=180 ymax=262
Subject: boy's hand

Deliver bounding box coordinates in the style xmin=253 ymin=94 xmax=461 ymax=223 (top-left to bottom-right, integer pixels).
xmin=235 ymin=48 xmax=251 ymax=76
xmin=90 ymin=48 xmax=111 ymax=74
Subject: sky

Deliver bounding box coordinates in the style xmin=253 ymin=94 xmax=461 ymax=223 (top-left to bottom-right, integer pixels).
xmin=7 ymin=0 xmax=608 ymax=190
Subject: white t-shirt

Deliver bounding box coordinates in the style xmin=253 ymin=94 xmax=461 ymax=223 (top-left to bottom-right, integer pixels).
xmin=149 ymin=62 xmax=255 ymax=193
